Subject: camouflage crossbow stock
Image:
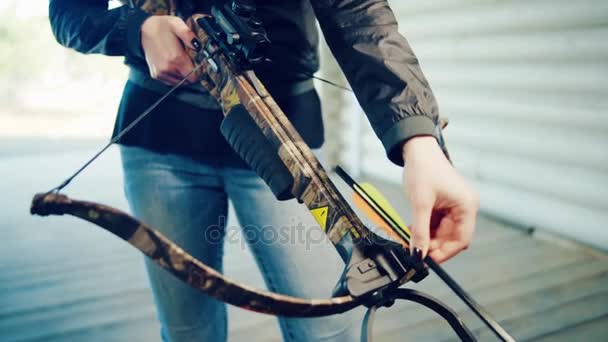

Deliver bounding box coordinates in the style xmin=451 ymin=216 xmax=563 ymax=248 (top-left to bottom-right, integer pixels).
xmin=31 ymin=1 xmax=515 ymax=341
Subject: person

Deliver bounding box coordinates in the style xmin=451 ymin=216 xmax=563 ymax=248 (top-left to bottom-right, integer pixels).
xmin=48 ymin=0 xmax=479 ymax=341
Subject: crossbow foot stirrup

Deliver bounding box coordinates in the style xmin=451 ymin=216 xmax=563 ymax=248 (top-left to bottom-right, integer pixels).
xmin=360 ymin=289 xmax=476 ymax=342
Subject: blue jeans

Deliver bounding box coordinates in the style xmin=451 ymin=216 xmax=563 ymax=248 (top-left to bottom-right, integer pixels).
xmin=120 ymin=146 xmax=358 ymax=341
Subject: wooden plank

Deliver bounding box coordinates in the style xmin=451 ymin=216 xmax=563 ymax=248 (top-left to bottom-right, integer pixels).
xmin=379 ymin=264 xmax=608 ymax=341
xmin=228 ymin=229 xmax=579 ymax=333
xmin=0 ymin=255 xmax=140 ymax=293
xmin=0 ymin=238 xmax=257 ymax=295
xmin=0 ymin=263 xmax=266 ymax=319
xmin=0 ymin=289 xmax=152 ymax=328
xmin=2 ymin=156 xmax=606 ymax=342
xmin=0 ymin=269 xmax=148 ymax=316
xmin=29 ymin=312 xmax=275 ymax=342
xmin=228 ymin=312 xmax=283 ymax=342
xmin=407 ymin=235 xmax=586 ymax=295
xmin=218 ymin=247 xmax=605 ymax=341
xmin=1 ymin=291 xmax=155 ymax=342
xmin=0 ymin=222 xmax=251 ymax=281
xmin=3 ymin=297 xmax=281 ymax=342
xmin=528 ymin=314 xmax=608 ymax=342
xmin=4 ymin=233 xmax=531 ymax=324
xmin=0 ymin=231 xmax=137 ymax=278
xmin=1 ymin=210 xmax=254 ymax=284
xmin=1 ymin=287 xmax=276 ymax=342
xmin=338 ymin=255 xmax=608 ymax=341
xmin=10 ymin=314 xmax=160 ymax=342
xmin=372 ymin=251 xmax=598 ymax=326
xmin=474 ymin=291 xmax=608 ymax=341
xmin=7 ymin=244 xmax=600 ymax=342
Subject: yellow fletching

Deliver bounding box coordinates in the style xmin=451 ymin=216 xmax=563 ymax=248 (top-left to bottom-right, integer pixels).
xmin=352 ymin=182 xmax=412 ymax=245
xmin=360 ymin=183 xmax=409 ymax=232
xmin=353 ymin=192 xmax=408 ymax=247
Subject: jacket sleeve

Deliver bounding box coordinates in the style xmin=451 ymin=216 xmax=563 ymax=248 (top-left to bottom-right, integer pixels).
xmin=310 ymin=0 xmax=440 ymax=166
xmin=48 ymin=0 xmax=150 ymax=64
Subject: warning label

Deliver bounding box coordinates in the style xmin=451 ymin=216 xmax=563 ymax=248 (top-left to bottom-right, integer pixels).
xmin=310 ymin=206 xmax=328 ymax=231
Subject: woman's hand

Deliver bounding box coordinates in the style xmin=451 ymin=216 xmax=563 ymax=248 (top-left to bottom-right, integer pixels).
xmin=140 ymin=16 xmax=199 ymax=85
xmin=402 ymin=136 xmax=479 ymax=263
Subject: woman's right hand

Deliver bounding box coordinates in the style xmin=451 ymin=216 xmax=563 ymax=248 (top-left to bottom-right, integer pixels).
xmin=140 ymin=16 xmax=200 ymax=86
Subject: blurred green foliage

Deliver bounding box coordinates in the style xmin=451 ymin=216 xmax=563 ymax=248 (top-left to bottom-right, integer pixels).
xmin=0 ymin=12 xmax=126 ymax=82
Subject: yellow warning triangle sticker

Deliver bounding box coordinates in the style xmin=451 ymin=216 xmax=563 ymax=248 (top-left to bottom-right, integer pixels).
xmin=311 ymin=206 xmax=328 ymax=231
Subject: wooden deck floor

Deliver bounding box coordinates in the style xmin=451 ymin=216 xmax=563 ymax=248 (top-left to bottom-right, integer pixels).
xmin=1 ymin=143 xmax=607 ymax=341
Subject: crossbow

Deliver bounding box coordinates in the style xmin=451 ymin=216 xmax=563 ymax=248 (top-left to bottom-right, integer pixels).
xmin=31 ymin=1 xmax=516 ymax=341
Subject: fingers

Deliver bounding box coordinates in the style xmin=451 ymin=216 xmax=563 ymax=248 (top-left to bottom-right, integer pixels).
xmin=401 ymin=135 xmax=479 ymax=264
xmin=168 ymin=18 xmax=198 ymax=83
xmin=428 ymin=196 xmax=478 ymax=264
xmin=410 ymin=198 xmax=433 ymax=257
xmin=176 ymin=57 xmax=199 ymax=84
xmin=143 ymin=16 xmax=200 ymax=86
xmin=429 ymin=241 xmax=467 ymax=264
xmin=170 ymin=17 xmax=198 ymax=50
xmin=429 ymin=228 xmax=473 ymax=264
xmin=156 ymin=72 xmax=184 ymax=86
xmin=150 ymin=50 xmax=197 ymax=85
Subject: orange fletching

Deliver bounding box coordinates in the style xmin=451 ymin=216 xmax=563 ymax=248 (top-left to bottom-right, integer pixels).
xmin=353 ymin=192 xmax=409 ymax=248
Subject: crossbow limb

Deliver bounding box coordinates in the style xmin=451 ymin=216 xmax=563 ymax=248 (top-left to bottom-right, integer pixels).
xmin=30 ymin=193 xmax=359 ymax=318
xmin=31 ymin=1 xmax=515 ymax=341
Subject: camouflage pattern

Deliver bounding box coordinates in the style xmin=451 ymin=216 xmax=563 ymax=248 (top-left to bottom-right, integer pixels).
xmin=30 ymin=193 xmax=359 ymax=317
xmin=28 ymin=4 xmax=505 ymax=340
xmin=29 ymin=3 xmax=369 ymax=320
xmin=29 ymin=3 xmax=413 ymax=318
xmin=123 ymin=6 xmax=375 ymax=249
xmin=121 ymin=5 xmax=370 ymax=248
xmin=119 ymin=0 xmax=177 ymax=15
xmin=186 ymin=15 xmax=369 ymax=251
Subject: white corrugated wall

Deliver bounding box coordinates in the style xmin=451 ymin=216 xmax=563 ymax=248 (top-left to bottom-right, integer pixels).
xmin=320 ymin=0 xmax=608 ymax=250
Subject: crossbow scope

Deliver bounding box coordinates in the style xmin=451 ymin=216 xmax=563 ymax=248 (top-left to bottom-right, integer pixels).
xmin=196 ymin=0 xmax=270 ymax=69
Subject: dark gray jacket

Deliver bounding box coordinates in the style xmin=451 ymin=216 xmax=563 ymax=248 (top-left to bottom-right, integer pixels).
xmin=49 ymin=0 xmax=440 ymax=165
